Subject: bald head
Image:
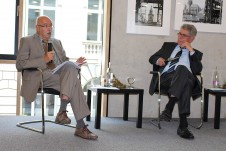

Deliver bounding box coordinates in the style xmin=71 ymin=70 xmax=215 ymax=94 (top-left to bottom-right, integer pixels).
xmin=36 ymin=16 xmax=51 ymax=25
xmin=35 ymin=16 xmax=53 ymax=41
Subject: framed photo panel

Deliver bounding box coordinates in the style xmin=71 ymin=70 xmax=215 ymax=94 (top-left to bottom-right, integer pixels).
xmin=126 ymin=0 xmax=172 ymax=35
xmin=174 ymin=0 xmax=226 ymax=33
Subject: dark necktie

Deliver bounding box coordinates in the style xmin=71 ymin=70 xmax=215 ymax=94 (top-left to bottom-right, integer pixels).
xmin=43 ymin=41 xmax=56 ymax=70
xmin=167 ymin=49 xmax=182 ymax=73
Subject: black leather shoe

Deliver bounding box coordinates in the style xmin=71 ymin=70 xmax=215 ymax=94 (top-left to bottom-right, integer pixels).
xmin=177 ymin=127 xmax=194 ymax=139
xmin=160 ymin=109 xmax=172 ymax=122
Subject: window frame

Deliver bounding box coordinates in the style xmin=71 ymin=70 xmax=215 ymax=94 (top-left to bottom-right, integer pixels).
xmin=0 ymin=0 xmax=19 ymax=60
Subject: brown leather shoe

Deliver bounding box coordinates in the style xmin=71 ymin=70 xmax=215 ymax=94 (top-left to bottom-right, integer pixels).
xmin=55 ymin=111 xmax=71 ymax=124
xmin=74 ymin=125 xmax=98 ymax=140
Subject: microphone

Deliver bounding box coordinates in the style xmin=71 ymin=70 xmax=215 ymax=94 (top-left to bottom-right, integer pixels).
xmin=48 ymin=43 xmax=52 ymax=52
xmin=47 ymin=43 xmax=53 ymax=63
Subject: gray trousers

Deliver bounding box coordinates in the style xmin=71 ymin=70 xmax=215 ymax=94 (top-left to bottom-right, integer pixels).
xmin=160 ymin=65 xmax=195 ymax=115
xmin=42 ymin=61 xmax=90 ymax=120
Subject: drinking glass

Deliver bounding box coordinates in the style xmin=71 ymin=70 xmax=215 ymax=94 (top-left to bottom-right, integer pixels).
xmin=127 ymin=77 xmax=135 ymax=89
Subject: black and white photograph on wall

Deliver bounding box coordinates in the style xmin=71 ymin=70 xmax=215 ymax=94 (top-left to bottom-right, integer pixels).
xmin=135 ymin=0 xmax=163 ymax=27
xmin=127 ymin=0 xmax=171 ymax=35
xmin=182 ymin=0 xmax=223 ymax=24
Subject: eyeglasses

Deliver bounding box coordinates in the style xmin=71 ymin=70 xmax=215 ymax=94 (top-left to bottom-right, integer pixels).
xmin=177 ymin=32 xmax=190 ymax=38
xmin=37 ymin=24 xmax=53 ymax=28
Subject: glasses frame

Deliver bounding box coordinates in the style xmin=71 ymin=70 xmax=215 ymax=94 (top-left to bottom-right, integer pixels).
xmin=37 ymin=24 xmax=54 ymax=28
xmin=177 ymin=32 xmax=191 ymax=38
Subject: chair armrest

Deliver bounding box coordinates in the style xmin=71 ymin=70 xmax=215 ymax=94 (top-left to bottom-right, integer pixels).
xmin=150 ymin=71 xmax=161 ymax=96
xmin=150 ymin=71 xmax=160 ymax=74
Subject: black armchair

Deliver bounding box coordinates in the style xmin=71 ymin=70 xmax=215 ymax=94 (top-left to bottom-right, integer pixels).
xmin=149 ymin=71 xmax=203 ymax=129
xmin=16 ymin=68 xmax=76 ymax=134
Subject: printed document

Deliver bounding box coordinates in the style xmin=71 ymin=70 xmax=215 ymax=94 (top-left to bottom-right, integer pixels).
xmin=52 ymin=61 xmax=80 ymax=74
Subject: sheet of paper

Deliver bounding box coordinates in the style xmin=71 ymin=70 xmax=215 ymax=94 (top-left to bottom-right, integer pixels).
xmin=52 ymin=61 xmax=80 ymax=74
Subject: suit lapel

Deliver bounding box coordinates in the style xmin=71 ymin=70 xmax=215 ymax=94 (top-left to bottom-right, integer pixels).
xmin=33 ymin=34 xmax=45 ymax=57
xmin=167 ymin=43 xmax=178 ymax=57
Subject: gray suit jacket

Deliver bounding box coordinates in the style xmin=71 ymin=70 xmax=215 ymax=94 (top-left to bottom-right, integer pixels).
xmin=16 ymin=33 xmax=68 ymax=102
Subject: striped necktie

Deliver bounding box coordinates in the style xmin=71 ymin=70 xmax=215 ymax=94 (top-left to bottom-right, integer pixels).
xmin=167 ymin=49 xmax=182 ymax=73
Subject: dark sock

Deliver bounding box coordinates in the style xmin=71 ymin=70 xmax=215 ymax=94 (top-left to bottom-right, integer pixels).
xmin=165 ymin=97 xmax=177 ymax=112
xmin=179 ymin=113 xmax=188 ymax=128
xmin=59 ymin=99 xmax=70 ymax=112
xmin=76 ymin=118 xmax=85 ymax=128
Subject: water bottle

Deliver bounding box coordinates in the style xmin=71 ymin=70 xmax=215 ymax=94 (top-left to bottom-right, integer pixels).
xmin=106 ymin=62 xmax=114 ymax=87
xmin=213 ymin=67 xmax=220 ymax=88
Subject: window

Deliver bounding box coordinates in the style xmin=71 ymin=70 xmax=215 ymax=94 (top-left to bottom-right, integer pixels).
xmin=0 ymin=0 xmax=19 ymax=60
xmin=24 ymin=0 xmax=103 ymax=86
xmin=21 ymin=0 xmax=105 ymax=116
xmin=0 ymin=0 xmax=110 ymax=116
xmin=87 ymin=14 xmax=98 ymax=40
xmin=0 ymin=0 xmax=19 ymax=115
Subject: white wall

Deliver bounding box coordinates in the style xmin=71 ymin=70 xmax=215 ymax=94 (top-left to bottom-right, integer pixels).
xmin=108 ymin=0 xmax=226 ymax=118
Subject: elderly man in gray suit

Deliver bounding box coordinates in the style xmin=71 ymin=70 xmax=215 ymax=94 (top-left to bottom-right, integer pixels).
xmin=16 ymin=15 xmax=97 ymax=140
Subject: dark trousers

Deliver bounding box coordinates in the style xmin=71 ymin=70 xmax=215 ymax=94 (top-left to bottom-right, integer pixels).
xmin=160 ymin=65 xmax=195 ymax=115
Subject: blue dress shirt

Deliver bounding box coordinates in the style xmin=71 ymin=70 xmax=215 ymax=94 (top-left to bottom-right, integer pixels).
xmin=161 ymin=45 xmax=194 ymax=74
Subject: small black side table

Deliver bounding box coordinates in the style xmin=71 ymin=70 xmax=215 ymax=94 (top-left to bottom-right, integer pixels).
xmin=203 ymin=88 xmax=226 ymax=129
xmin=86 ymin=87 xmax=144 ymax=129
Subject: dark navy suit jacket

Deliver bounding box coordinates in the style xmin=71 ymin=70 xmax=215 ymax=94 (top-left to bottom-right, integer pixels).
xmin=149 ymin=42 xmax=203 ymax=100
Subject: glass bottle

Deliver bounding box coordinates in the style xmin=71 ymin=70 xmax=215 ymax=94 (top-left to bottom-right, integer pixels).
xmin=106 ymin=62 xmax=113 ymax=87
xmin=213 ymin=67 xmax=220 ymax=88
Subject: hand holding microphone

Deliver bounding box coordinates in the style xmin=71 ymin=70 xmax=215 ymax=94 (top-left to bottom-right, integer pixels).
xmin=44 ymin=43 xmax=54 ymax=63
xmin=47 ymin=43 xmax=55 ymax=63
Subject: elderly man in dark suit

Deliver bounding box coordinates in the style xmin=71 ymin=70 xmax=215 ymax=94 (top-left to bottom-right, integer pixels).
xmin=16 ymin=15 xmax=97 ymax=140
xmin=149 ymin=24 xmax=203 ymax=139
